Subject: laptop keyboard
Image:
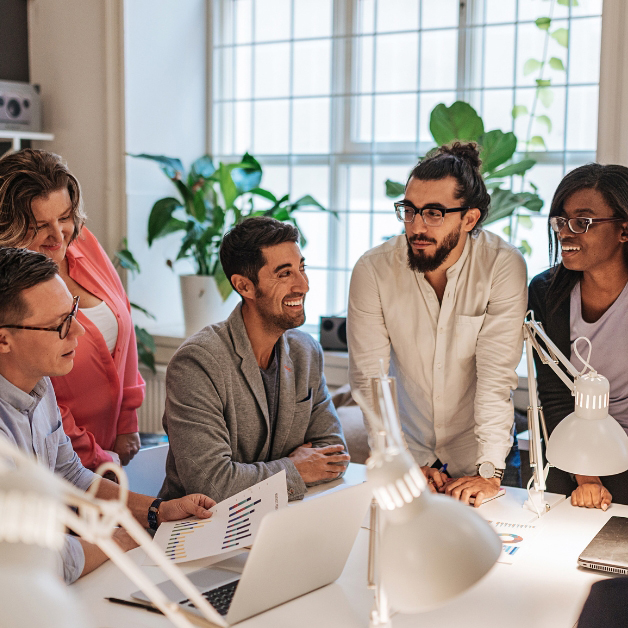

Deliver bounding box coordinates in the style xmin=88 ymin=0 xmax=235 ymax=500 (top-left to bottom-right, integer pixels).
xmin=181 ymin=579 xmax=240 ymax=616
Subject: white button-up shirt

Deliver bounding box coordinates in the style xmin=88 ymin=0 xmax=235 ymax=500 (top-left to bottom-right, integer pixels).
xmin=348 ymin=230 xmax=527 ymax=476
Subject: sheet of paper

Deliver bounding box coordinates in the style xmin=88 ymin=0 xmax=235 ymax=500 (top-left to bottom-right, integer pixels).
xmin=489 ymin=519 xmax=540 ymax=565
xmin=148 ymin=470 xmax=288 ymax=565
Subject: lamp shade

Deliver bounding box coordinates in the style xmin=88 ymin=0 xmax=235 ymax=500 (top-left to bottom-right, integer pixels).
xmin=546 ymin=371 xmax=628 ymax=476
xmin=379 ymin=490 xmax=501 ymax=613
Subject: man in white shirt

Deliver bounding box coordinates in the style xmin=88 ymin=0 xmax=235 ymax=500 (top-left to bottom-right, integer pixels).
xmin=348 ymin=142 xmax=527 ymax=506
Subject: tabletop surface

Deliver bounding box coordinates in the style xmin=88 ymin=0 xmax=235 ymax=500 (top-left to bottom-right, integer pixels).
xmin=72 ymin=464 xmax=622 ymax=628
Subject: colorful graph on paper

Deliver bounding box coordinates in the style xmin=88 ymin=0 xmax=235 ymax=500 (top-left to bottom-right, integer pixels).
xmin=149 ymin=470 xmax=288 ymax=565
xmin=488 ymin=520 xmax=539 ymax=564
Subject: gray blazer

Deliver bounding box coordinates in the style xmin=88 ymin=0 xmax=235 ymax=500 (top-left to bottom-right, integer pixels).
xmin=159 ymin=304 xmax=347 ymax=503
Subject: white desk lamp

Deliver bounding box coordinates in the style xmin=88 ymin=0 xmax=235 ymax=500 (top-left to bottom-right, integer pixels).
xmin=354 ymin=369 xmax=501 ymax=628
xmin=0 ymin=436 xmax=228 ymax=628
xmin=523 ymin=312 xmax=628 ymax=516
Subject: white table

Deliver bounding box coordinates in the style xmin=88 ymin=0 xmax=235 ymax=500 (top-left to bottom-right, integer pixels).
xmin=72 ymin=464 xmax=621 ymax=628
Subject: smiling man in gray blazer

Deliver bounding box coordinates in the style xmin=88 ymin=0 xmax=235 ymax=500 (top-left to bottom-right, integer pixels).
xmin=160 ymin=217 xmax=349 ymax=503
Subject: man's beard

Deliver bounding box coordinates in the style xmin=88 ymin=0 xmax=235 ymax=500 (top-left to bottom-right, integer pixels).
xmin=254 ymin=288 xmax=306 ymax=332
xmin=406 ymin=224 xmax=462 ymax=273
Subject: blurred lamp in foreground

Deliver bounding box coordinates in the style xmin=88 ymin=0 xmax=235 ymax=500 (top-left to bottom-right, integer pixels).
xmin=354 ymin=368 xmax=501 ymax=627
xmin=523 ymin=313 xmax=628 ymax=515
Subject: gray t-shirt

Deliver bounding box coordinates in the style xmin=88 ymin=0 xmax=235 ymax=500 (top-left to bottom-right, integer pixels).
xmin=570 ymin=281 xmax=628 ymax=431
xmin=260 ymin=343 xmax=281 ymax=456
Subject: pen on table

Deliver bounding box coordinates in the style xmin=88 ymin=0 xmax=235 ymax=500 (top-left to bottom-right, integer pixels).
xmin=105 ymin=597 xmax=164 ymax=615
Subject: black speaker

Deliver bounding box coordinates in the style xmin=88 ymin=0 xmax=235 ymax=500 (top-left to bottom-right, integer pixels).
xmin=319 ymin=316 xmax=347 ymax=351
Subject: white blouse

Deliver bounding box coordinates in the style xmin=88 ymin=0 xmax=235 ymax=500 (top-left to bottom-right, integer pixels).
xmin=81 ymin=300 xmax=119 ymax=354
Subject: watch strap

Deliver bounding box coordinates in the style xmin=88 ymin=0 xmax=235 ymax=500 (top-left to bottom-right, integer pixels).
xmin=147 ymin=498 xmax=163 ymax=531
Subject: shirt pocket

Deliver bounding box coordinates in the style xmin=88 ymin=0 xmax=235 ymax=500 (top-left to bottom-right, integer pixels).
xmin=455 ymin=314 xmax=486 ymax=360
xmin=44 ymin=420 xmax=64 ymax=470
xmin=295 ymin=388 xmax=314 ymax=417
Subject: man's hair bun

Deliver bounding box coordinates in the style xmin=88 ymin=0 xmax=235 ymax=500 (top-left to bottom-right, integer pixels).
xmin=437 ymin=141 xmax=482 ymax=170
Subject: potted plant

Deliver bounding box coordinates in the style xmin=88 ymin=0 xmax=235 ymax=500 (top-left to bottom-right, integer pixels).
xmin=130 ymin=152 xmax=330 ymax=336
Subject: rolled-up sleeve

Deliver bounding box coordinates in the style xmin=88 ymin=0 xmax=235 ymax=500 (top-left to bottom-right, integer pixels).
xmin=58 ymin=535 xmax=86 ymax=584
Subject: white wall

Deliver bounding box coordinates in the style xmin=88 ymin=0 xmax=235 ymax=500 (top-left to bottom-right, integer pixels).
xmin=124 ymin=0 xmax=208 ymax=334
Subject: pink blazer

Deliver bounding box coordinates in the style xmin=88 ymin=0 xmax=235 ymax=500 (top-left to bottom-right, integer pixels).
xmin=50 ymin=228 xmax=146 ymax=470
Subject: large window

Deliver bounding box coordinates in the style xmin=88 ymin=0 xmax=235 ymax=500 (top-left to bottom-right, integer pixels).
xmin=212 ymin=0 xmax=602 ymax=331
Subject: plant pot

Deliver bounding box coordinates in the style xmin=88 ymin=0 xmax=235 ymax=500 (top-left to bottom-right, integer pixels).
xmin=179 ymin=275 xmax=238 ymax=337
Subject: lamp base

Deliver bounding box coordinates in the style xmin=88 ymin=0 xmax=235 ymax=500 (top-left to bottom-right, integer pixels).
xmin=523 ymin=489 xmax=550 ymax=517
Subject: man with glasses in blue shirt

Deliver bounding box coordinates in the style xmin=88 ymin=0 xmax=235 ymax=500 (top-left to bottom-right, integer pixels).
xmin=348 ymin=142 xmax=527 ymax=507
xmin=0 ymin=247 xmax=216 ymax=584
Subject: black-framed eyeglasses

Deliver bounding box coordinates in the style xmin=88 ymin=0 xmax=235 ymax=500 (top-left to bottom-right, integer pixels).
xmin=394 ymin=202 xmax=470 ymax=226
xmin=0 ymin=295 xmax=79 ymax=340
xmin=550 ymin=215 xmax=625 ymax=235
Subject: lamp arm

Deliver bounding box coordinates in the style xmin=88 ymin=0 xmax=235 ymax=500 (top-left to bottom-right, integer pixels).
xmin=0 ymin=436 xmax=227 ymax=628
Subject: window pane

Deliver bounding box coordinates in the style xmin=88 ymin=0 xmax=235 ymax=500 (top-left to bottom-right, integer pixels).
xmin=234 ymin=0 xmax=253 ymax=44
xmin=358 ymin=0 xmax=375 ymax=34
xmin=421 ymin=0 xmax=459 ymax=29
xmin=296 ymin=211 xmax=329 ymax=268
xmin=294 ymin=0 xmax=332 ymax=39
xmin=291 ymin=165 xmax=330 ymax=207
xmin=235 ymin=45 xmax=252 ymax=100
xmin=374 ymin=94 xmax=417 ymax=142
xmin=254 ymin=42 xmax=290 ymax=98
xmin=568 ymin=17 xmax=602 ymax=85
xmin=374 ymin=165 xmax=413 ymax=210
xmin=347 ymin=165 xmax=373 ymax=212
xmin=292 ymin=97 xmax=331 ymax=153
xmin=293 ymin=40 xmax=331 ymax=96
xmin=376 ymin=0 xmax=418 ymax=33
xmin=356 ymin=35 xmax=374 ymax=93
xmin=253 ymin=99 xmax=290 ymax=153
xmin=524 ymin=163 xmax=565 ymax=214
xmin=483 ymin=25 xmax=515 ymax=88
xmin=353 ymin=95 xmax=373 ymax=143
xmin=304 ymin=269 xmax=330 ymax=324
xmin=485 ymin=0 xmax=516 ymax=24
xmin=372 ymin=213 xmax=403 ymax=247
xmin=513 ymin=86 xmax=566 ymax=152
xmin=518 ymin=0 xmax=569 ymax=21
xmin=420 ymin=29 xmax=458 ymax=91
xmin=515 ymin=23 xmax=551 ymax=88
xmin=213 ymin=102 xmax=234 ymax=155
xmin=254 ymin=0 xmax=291 ymax=42
xmin=375 ymin=33 xmax=418 ymax=93
xmin=260 ymin=164 xmax=289 ymax=197
xmin=571 ymin=0 xmax=603 ymax=17
xmin=566 ymin=86 xmax=598 ymax=151
xmin=480 ymin=89 xmax=514 ymax=134
xmin=347 ymin=212 xmax=372 ymax=266
xmin=234 ymin=101 xmax=252 ymax=154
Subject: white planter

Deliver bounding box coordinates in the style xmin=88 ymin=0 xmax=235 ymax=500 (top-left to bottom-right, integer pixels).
xmin=179 ymin=275 xmax=238 ymax=338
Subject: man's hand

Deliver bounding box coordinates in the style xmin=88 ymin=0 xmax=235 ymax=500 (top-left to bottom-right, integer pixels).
xmin=113 ymin=432 xmax=141 ymax=466
xmin=420 ymin=466 xmax=449 ymax=493
xmin=158 ymin=494 xmax=217 ymax=524
xmin=572 ymin=475 xmax=612 ymax=510
xmin=289 ymin=443 xmax=350 ymax=484
xmin=443 ymin=476 xmax=500 ymax=508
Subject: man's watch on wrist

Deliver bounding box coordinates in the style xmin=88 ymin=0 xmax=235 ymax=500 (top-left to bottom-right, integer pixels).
xmin=147 ymin=498 xmax=163 ymax=531
xmin=476 ymin=461 xmax=504 ymax=480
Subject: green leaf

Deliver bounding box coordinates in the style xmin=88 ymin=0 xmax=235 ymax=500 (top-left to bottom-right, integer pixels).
xmin=529 ymin=135 xmax=547 ymax=150
xmin=536 ymin=78 xmax=551 ymax=87
xmin=524 ymin=58 xmax=543 ymax=75
xmin=269 ymin=207 xmax=292 ymax=221
xmin=478 ymin=130 xmax=517 ymax=174
xmin=486 ymin=189 xmax=543 ymax=224
xmin=538 ymin=87 xmax=554 ymax=108
xmin=192 ymin=188 xmax=208 ymax=222
xmin=130 ymin=302 xmax=156 ymax=320
xmin=190 ymin=155 xmax=216 ymax=180
xmin=114 ymin=248 xmax=140 ymax=276
xmin=429 ymin=101 xmax=484 ymax=146
xmin=518 ymin=214 xmax=533 ymax=229
xmin=503 ymin=226 xmax=512 ymax=237
xmin=213 ymin=261 xmax=233 ymax=301
xmin=385 ymin=179 xmax=406 ymax=198
xmin=147 ymin=197 xmax=184 ymax=245
xmin=549 ymin=57 xmax=565 ymax=72
xmin=231 ymin=153 xmax=263 ymax=194
xmin=135 ymin=325 xmax=156 ymax=373
xmin=249 ymin=187 xmax=278 ymax=203
xmin=485 ymin=158 xmax=536 ymax=179
xmin=551 ymin=28 xmax=569 ymax=48
xmin=536 ymin=114 xmax=552 ymax=133
xmin=512 ymin=105 xmax=528 ymax=119
xmin=291 ymin=194 xmax=325 ymax=211
xmin=128 ymin=153 xmax=184 ymax=180
xmin=535 ymin=17 xmax=551 ymax=31
xmin=557 ymin=0 xmax=578 ymax=6
xmin=523 ymin=195 xmax=544 ymax=212
xmin=217 ymin=163 xmax=239 ymax=209
xmin=518 ymin=240 xmax=532 ymax=256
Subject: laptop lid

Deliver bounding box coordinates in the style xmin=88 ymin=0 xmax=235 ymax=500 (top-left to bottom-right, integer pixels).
xmin=578 ymin=516 xmax=628 ymax=575
xmin=133 ymin=481 xmax=372 ymax=625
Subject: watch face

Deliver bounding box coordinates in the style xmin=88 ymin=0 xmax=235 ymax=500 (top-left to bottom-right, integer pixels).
xmin=478 ymin=461 xmax=495 ymax=478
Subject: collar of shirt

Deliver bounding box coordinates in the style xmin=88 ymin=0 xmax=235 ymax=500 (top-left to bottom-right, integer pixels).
xmin=0 ymin=373 xmax=48 ymax=414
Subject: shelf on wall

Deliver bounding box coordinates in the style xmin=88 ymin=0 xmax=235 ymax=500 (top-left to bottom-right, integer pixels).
xmin=0 ymin=130 xmax=55 ymax=154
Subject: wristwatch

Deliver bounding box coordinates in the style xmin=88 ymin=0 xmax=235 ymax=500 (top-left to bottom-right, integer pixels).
xmin=476 ymin=461 xmax=504 ymax=480
xmin=147 ymin=498 xmax=163 ymax=531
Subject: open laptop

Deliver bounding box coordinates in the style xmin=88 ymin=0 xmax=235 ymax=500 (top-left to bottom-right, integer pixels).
xmin=133 ymin=481 xmax=372 ymax=624
xmin=578 ymin=516 xmax=628 ymax=575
